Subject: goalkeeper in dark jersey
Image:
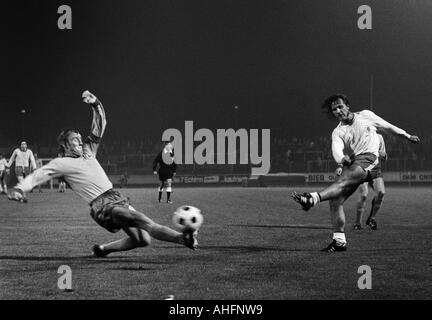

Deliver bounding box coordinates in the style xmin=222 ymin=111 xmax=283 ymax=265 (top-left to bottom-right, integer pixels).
xmin=153 ymin=141 xmax=177 ymax=204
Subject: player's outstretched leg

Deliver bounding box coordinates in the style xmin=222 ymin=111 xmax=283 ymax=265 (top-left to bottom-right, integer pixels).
xmin=292 ymin=165 xmax=367 ymax=211
xmin=92 ymin=227 xmax=151 ymax=257
xmin=110 ymin=206 xmax=198 ymax=250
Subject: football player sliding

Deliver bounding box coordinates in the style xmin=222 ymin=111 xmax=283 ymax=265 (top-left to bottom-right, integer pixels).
xmin=292 ymin=94 xmax=420 ymax=252
xmin=7 ymin=90 xmax=199 ymax=257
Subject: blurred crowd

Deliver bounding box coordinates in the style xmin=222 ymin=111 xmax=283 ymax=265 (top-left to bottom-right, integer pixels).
xmin=1 ymin=132 xmax=432 ymax=174
xmin=271 ymin=133 xmax=432 ymax=172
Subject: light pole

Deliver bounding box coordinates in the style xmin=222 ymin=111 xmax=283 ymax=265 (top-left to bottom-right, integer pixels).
xmin=20 ymin=109 xmax=26 ymax=140
xmin=234 ymin=105 xmax=239 ymax=128
xmin=369 ymin=74 xmax=374 ymax=111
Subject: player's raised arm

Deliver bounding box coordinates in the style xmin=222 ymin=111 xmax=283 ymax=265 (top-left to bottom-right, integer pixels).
xmin=29 ymin=150 xmax=37 ymax=171
xmin=7 ymin=149 xmax=18 ymax=167
xmin=364 ymin=110 xmax=420 ymax=143
xmin=82 ymin=90 xmax=107 ymax=155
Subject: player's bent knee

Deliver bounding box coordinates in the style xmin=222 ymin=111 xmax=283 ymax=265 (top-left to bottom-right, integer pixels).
xmin=128 ymin=230 xmax=151 ymax=247
xmin=377 ymin=190 xmax=385 ymax=199
xmin=136 ymin=232 xmax=151 ymax=247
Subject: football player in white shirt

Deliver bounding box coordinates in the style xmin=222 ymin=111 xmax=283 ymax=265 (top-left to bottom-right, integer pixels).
xmin=8 ymin=90 xmax=198 ymax=256
xmin=352 ymin=134 xmax=387 ymax=231
xmin=32 ymin=153 xmax=43 ymax=193
xmin=0 ymin=153 xmax=9 ymax=194
xmin=7 ymin=141 xmax=37 ymax=183
xmin=292 ymin=94 xmax=419 ymax=252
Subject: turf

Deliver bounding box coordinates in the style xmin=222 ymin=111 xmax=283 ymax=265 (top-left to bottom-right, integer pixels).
xmin=0 ymin=186 xmax=431 ymax=299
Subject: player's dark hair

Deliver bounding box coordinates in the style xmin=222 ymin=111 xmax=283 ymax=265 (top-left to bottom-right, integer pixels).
xmin=321 ymin=94 xmax=350 ymax=119
xmin=57 ymin=128 xmax=80 ymax=156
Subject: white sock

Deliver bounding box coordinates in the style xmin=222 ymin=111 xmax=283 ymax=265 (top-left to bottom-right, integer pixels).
xmin=333 ymin=232 xmax=346 ymax=244
xmin=310 ymin=192 xmax=320 ymax=205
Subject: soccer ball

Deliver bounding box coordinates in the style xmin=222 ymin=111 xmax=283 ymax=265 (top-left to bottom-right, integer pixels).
xmin=172 ymin=205 xmax=203 ymax=232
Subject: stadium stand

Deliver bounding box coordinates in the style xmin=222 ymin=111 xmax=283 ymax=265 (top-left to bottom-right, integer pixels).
xmin=2 ymin=132 xmax=432 ymax=177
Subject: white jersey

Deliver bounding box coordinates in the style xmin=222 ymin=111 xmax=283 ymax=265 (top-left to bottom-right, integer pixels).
xmin=15 ymin=100 xmax=112 ymax=204
xmin=0 ymin=158 xmax=7 ymax=171
xmin=331 ymin=110 xmax=408 ymax=164
xmin=8 ymin=148 xmax=36 ymax=169
xmin=377 ymin=133 xmax=386 ymax=158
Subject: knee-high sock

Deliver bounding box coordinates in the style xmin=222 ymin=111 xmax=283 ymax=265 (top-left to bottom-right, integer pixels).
xmin=370 ymin=195 xmax=384 ymax=219
xmin=356 ymin=197 xmax=367 ymax=224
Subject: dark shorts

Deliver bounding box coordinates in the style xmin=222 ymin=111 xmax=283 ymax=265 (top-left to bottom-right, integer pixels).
xmin=158 ymin=167 xmax=174 ymax=181
xmin=89 ymin=189 xmax=131 ymax=233
xmin=370 ymin=162 xmax=383 ymax=179
xmin=350 ymin=153 xmax=379 ymax=181
xmin=15 ymin=166 xmax=30 ymax=178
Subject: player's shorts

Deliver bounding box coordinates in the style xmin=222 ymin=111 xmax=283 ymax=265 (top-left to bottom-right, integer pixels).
xmin=369 ymin=161 xmax=383 ymax=179
xmin=350 ymin=153 xmax=378 ymax=181
xmin=15 ymin=166 xmax=30 ymax=178
xmin=89 ymin=189 xmax=130 ymax=233
xmin=158 ymin=167 xmax=175 ymax=181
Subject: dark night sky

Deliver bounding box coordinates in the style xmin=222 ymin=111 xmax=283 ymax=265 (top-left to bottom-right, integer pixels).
xmin=2 ymin=0 xmax=432 ymax=145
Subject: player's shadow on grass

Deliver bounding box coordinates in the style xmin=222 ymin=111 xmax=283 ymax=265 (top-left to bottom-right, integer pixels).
xmin=0 ymin=255 xmax=139 ymax=264
xmin=230 ymin=224 xmax=332 ymax=230
xmin=202 ymin=245 xmax=316 ymax=253
xmin=111 ymin=266 xmax=155 ymax=271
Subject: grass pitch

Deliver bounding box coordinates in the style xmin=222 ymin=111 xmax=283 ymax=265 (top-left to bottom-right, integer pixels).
xmin=0 ymin=186 xmax=431 ymax=299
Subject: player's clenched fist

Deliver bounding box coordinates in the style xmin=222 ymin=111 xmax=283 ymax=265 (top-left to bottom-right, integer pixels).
xmin=7 ymin=188 xmax=28 ymax=203
xmin=82 ymin=90 xmax=97 ymax=104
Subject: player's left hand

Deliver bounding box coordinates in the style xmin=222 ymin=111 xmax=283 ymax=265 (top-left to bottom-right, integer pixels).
xmin=7 ymin=188 xmax=27 ymax=203
xmin=408 ymin=135 xmax=420 ymax=143
xmin=82 ymin=90 xmax=97 ymax=104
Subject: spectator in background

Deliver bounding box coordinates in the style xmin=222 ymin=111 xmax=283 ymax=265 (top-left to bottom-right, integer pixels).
xmin=0 ymin=153 xmax=9 ymax=194
xmin=119 ymin=172 xmax=129 ymax=188
xmin=32 ymin=153 xmax=43 ymax=193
